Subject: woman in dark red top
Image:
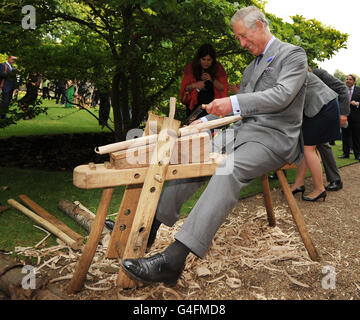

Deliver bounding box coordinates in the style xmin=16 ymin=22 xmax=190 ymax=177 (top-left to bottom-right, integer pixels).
xmin=180 ymin=44 xmax=228 ymax=121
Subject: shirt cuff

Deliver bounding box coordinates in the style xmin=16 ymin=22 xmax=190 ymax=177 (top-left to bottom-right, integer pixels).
xmin=200 ymin=116 xmax=208 ymax=122
xmin=230 ymin=95 xmax=241 ymax=115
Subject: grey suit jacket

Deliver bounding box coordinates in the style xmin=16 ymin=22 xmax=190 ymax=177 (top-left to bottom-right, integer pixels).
xmin=304 ymin=72 xmax=338 ymax=118
xmin=312 ymin=68 xmax=350 ymax=116
xmin=206 ymin=38 xmax=308 ymax=165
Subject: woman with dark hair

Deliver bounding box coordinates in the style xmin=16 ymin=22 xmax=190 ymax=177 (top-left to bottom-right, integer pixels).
xmin=180 ymin=44 xmax=228 ymax=121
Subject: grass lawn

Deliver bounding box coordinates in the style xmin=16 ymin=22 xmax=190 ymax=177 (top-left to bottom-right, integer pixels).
xmin=0 ymin=99 xmax=358 ymax=253
xmin=0 ymin=98 xmax=113 ymax=139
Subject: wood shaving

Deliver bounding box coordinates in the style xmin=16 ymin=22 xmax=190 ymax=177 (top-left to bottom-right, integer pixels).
xmin=9 ymin=204 xmax=320 ymax=299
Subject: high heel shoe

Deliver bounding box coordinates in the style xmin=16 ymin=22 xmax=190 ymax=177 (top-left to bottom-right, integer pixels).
xmin=291 ymin=185 xmax=305 ymax=195
xmin=302 ymin=190 xmax=327 ymax=202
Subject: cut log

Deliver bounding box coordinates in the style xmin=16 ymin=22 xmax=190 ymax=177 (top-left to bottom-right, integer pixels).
xmin=18 ymin=194 xmax=84 ymax=245
xmin=57 ymin=199 xmax=110 ymax=234
xmin=7 ymin=199 xmax=81 ymax=251
xmin=73 ymin=201 xmax=96 ymax=219
xmin=0 ymin=253 xmax=63 ymax=300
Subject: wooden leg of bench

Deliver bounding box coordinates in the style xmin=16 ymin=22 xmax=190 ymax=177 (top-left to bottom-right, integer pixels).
xmin=67 ymin=187 xmax=114 ymax=294
xmin=261 ymin=174 xmax=276 ymax=227
xmin=276 ymin=169 xmax=321 ymax=262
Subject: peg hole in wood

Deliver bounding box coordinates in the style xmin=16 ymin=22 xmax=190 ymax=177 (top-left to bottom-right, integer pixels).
xmin=172 ymin=169 xmax=178 ymax=175
xmin=134 ymin=173 xmax=140 ymax=179
xmin=150 ymin=186 xmax=156 ymax=193
xmin=120 ymin=224 xmax=126 ymax=231
xmin=124 ymin=209 xmax=131 ymax=216
xmin=138 ymin=227 xmax=145 ymax=233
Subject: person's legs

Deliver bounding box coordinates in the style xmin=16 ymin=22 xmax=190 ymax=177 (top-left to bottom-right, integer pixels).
xmin=303 ymin=145 xmax=325 ymax=198
xmin=340 ymin=126 xmax=351 ymax=157
xmin=0 ymin=90 xmax=13 ymax=119
xmin=291 ymin=158 xmax=307 ymax=192
xmin=317 ymin=143 xmax=342 ymax=190
xmin=175 ymin=142 xmax=285 ymax=258
xmin=350 ymin=121 xmax=360 ymax=160
xmin=121 ymin=141 xmax=287 ymax=285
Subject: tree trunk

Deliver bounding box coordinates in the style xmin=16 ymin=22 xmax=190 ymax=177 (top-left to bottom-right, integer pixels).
xmin=111 ymin=71 xmax=123 ymax=142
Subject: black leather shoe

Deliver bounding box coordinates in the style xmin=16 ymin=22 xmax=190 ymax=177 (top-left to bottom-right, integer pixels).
xmin=325 ymin=181 xmax=343 ymax=191
xmin=269 ymin=170 xmax=287 ymax=180
xmin=121 ymin=253 xmax=184 ymax=286
xmin=302 ymin=190 xmax=327 ymax=202
xmin=292 ymin=185 xmax=305 ymax=195
xmin=338 ymin=154 xmax=349 ymax=159
xmin=104 ymin=219 xmax=115 ymax=231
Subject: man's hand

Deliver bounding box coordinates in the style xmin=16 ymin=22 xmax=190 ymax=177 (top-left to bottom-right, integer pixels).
xmin=205 ymin=97 xmax=232 ymax=118
xmin=350 ymin=100 xmax=360 ymax=107
xmin=189 ymin=119 xmax=203 ymax=126
xmin=340 ymin=115 xmax=347 ymax=128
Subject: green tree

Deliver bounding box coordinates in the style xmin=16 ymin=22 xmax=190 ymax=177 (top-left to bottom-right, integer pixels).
xmin=1 ymin=0 xmax=349 ymax=140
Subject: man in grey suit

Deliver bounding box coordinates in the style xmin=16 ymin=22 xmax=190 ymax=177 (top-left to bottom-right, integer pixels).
xmin=313 ymin=68 xmax=350 ymax=191
xmin=121 ymin=6 xmax=308 ymax=286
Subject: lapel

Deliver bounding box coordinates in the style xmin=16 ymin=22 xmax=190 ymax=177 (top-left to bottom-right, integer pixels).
xmin=248 ymin=38 xmax=281 ymax=91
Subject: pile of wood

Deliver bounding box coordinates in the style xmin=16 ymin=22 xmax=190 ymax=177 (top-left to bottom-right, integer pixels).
xmin=8 ymin=195 xmax=84 ymax=250
xmin=1 ymin=195 xmax=114 ymax=300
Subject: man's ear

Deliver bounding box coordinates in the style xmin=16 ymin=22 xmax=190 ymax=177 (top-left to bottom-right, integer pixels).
xmin=255 ymin=20 xmax=264 ymax=31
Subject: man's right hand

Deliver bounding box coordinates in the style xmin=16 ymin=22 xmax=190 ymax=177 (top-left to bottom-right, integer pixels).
xmin=189 ymin=119 xmax=203 ymax=126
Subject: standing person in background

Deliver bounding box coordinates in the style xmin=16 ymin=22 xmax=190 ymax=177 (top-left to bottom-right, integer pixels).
xmin=312 ymin=68 xmax=350 ymax=191
xmin=339 ymin=74 xmax=360 ymax=160
xmin=180 ymin=44 xmax=228 ymax=123
xmin=42 ymin=77 xmax=50 ymax=99
xmin=0 ymin=56 xmax=18 ymax=120
xmin=18 ymin=72 xmax=42 ymax=119
xmin=55 ymin=79 xmax=67 ymax=105
xmin=65 ymin=79 xmax=75 ymax=108
xmin=291 ymin=70 xmax=341 ymax=201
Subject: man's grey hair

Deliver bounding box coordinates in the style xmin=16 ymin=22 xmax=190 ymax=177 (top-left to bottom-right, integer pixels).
xmin=230 ymin=6 xmax=269 ymax=30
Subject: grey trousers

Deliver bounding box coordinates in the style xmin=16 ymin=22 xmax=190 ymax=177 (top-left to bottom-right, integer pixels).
xmin=155 ymin=140 xmax=285 ymax=258
xmin=317 ymin=142 xmax=341 ymax=183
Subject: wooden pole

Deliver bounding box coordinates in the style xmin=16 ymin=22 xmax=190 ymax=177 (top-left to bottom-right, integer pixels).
xmin=67 ymin=188 xmax=114 ymax=294
xmin=276 ymin=169 xmax=321 ymax=261
xmin=261 ymin=175 xmax=276 ymax=227
xmin=178 ymin=115 xmax=242 ymax=137
xmin=19 ymin=195 xmax=84 ymax=245
xmin=95 ymin=115 xmax=242 ymax=155
xmin=7 ymin=199 xmax=81 ymax=250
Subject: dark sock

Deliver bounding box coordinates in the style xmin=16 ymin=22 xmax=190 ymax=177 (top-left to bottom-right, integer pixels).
xmin=163 ymin=240 xmax=190 ymax=270
xmin=147 ymin=218 xmax=161 ymax=249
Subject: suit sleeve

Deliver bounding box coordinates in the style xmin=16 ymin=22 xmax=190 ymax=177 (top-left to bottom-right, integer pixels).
xmin=313 ymin=68 xmax=350 ymax=115
xmin=235 ymin=46 xmax=308 ymax=117
xmin=0 ymin=64 xmax=7 ymax=78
